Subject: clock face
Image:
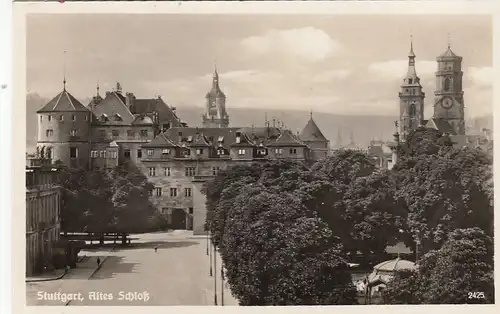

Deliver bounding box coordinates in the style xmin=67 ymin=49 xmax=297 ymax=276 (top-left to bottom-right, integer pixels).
xmin=441 ymin=98 xmax=453 ymax=109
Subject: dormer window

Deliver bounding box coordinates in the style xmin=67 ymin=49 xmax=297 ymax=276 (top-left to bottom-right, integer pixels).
xmin=238 ymin=149 xmax=245 ymax=155
xmin=183 ymin=149 xmax=191 ymax=157
xmin=289 ymin=148 xmax=297 ymax=154
xmin=70 ymin=129 xmax=77 ymax=136
xmin=140 ymin=130 xmax=148 ymax=137
xmin=48 ymin=115 xmax=52 ymax=122
xmin=187 ymin=136 xmax=193 ymax=142
xmin=72 ymin=115 xmax=76 ymax=121
xmin=59 ymin=115 xmax=64 ymax=121
xmin=115 ymin=113 xmax=122 ymax=121
xmin=147 ymin=149 xmax=154 ymax=157
xmin=217 ymin=148 xmax=225 ymax=156
xmin=100 ymin=114 xmax=108 ymax=122
xmin=236 ymin=137 xmax=241 ymax=144
xmin=196 ymin=149 xmax=204 ymax=155
xmin=217 ymin=136 xmax=224 ymax=142
xmin=162 ymin=149 xmax=170 ymax=155
xmin=275 ymin=148 xmax=283 ymax=155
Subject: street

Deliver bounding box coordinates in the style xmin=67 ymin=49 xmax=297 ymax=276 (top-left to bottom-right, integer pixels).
xmin=26 ymin=231 xmax=238 ymax=306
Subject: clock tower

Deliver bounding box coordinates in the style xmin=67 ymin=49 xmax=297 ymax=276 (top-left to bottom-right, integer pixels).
xmin=433 ymin=45 xmax=465 ymax=135
xmin=202 ymin=65 xmax=229 ymax=128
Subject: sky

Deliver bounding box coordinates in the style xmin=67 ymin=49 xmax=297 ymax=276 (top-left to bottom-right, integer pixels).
xmin=26 ymin=14 xmax=492 ymax=117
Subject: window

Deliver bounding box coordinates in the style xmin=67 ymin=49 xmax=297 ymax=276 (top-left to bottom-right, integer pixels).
xmin=408 ymin=78 xmax=413 ymax=84
xmin=112 ymin=130 xmax=119 ymax=138
xmin=185 ymin=167 xmax=196 ymax=176
xmin=409 ymin=103 xmax=416 ymax=116
xmin=110 ymin=151 xmax=117 ymax=159
xmin=196 ymin=148 xmax=204 ymax=155
xmin=70 ymin=129 xmax=77 ymax=136
xmin=217 ymin=136 xmax=224 ymax=142
xmin=60 ymin=115 xmax=64 ymax=121
xmin=40 ymin=116 xmax=43 ymax=122
xmin=183 ymin=149 xmax=191 ymax=157
xmin=127 ymin=130 xmax=135 ymax=137
xmin=212 ymin=167 xmax=220 ymax=175
xmin=275 ymin=148 xmax=283 ymax=155
xmin=163 ymin=167 xmax=171 ymax=176
xmin=140 ymin=130 xmax=148 ymax=137
xmin=238 ymin=149 xmax=245 ymax=155
xmin=155 ymin=187 xmax=162 ymax=197
xmin=148 ymin=190 xmax=153 ymax=196
xmin=72 ymin=115 xmax=76 ymax=121
xmin=124 ymin=149 xmax=131 ymax=159
xmin=170 ymin=188 xmax=178 ymax=197
xmin=162 ymin=123 xmax=171 ymax=132
xmin=48 ymin=115 xmax=52 ymax=122
xmin=91 ymin=150 xmax=98 ymax=158
xmin=46 ymin=129 xmax=53 ymax=137
xmin=162 ymin=148 xmax=171 ymax=155
xmin=289 ymin=148 xmax=297 ymax=154
xmin=444 ymin=77 xmax=451 ymax=91
xmin=148 ymin=167 xmax=156 ymax=177
xmin=187 ymin=136 xmax=193 ymax=142
xmin=217 ymin=148 xmax=225 ymax=156
xmin=147 ymin=149 xmax=154 ymax=157
xmin=85 ymin=115 xmax=88 ymax=121
xmin=98 ymin=130 xmax=106 ymax=138
xmin=69 ymin=147 xmax=78 ymax=159
xmin=162 ymin=208 xmax=168 ymax=215
xmin=185 ymin=188 xmax=192 ymax=197
xmin=189 ymin=208 xmax=193 ymax=214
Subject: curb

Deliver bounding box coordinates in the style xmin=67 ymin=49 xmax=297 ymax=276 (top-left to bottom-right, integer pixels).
xmin=25 ymin=269 xmax=68 ymax=283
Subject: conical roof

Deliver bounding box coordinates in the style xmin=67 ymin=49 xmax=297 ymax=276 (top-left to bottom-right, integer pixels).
xmin=37 ymin=89 xmax=89 ymax=113
xmin=439 ymin=46 xmax=458 ymax=58
xmin=299 ymin=117 xmax=328 ymax=142
xmin=373 ymin=258 xmax=416 ymax=272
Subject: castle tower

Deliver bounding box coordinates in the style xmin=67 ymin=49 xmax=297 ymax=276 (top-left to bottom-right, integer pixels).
xmin=299 ymin=112 xmax=330 ymax=160
xmin=433 ymin=44 xmax=465 ymax=135
xmin=399 ymin=38 xmax=425 ymax=141
xmin=202 ymin=65 xmax=229 ymax=128
xmin=36 ymin=80 xmax=91 ymax=168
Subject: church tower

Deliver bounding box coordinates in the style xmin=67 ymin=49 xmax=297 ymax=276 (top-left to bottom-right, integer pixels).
xmin=432 ymin=44 xmax=465 ymax=135
xmin=202 ymin=65 xmax=229 ymax=128
xmin=398 ymin=39 xmax=425 ymax=141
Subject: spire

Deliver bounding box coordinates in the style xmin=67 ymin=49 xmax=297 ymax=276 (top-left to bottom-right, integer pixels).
xmin=406 ymin=36 xmax=417 ymax=78
xmin=447 ymin=32 xmax=451 ymax=49
xmin=63 ymin=50 xmax=67 ymax=91
xmin=213 ymin=60 xmax=219 ymax=81
xmin=96 ymin=80 xmax=100 ymax=96
xmin=309 ymin=109 xmax=313 ymax=119
xmin=408 ymin=35 xmax=415 ymax=58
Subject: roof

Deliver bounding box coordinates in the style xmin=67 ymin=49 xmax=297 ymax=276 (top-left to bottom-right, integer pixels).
xmin=142 ymin=133 xmax=179 ymax=148
xmin=268 ymin=130 xmax=305 ymax=147
xmin=206 ymin=69 xmax=226 ymax=98
xmin=425 ymin=118 xmax=456 ymax=135
xmin=37 ymin=89 xmax=89 ymax=113
xmin=299 ymin=117 xmax=328 ymax=142
xmin=131 ymin=97 xmax=183 ymax=127
xmin=91 ymin=91 xmax=136 ymax=125
xmin=230 ymin=133 xmax=257 ymax=147
xmin=189 ymin=133 xmax=212 ymax=147
xmin=439 ymin=46 xmax=458 ymax=58
xmin=373 ymin=258 xmax=416 ymax=272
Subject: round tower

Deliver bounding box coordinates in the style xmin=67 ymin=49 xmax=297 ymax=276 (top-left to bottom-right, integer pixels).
xmin=37 ymin=86 xmax=91 ymax=168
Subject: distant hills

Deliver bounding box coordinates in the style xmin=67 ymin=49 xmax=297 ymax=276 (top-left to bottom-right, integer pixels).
xmin=26 ymin=93 xmax=493 ymax=153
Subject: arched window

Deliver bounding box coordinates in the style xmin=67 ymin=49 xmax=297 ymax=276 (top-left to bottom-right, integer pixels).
xmin=409 ymin=103 xmax=416 ymax=117
xmin=444 ymin=77 xmax=451 ymax=91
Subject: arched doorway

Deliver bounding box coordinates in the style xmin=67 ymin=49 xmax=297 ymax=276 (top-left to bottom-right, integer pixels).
xmin=170 ymin=208 xmax=187 ymax=230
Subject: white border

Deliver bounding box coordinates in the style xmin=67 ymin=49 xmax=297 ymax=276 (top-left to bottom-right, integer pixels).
xmin=11 ymin=1 xmax=500 ymax=314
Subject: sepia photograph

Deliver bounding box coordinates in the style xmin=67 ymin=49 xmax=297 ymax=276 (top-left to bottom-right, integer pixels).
xmin=20 ymin=6 xmax=494 ymax=308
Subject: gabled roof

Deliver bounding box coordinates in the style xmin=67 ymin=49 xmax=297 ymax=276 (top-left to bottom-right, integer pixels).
xmin=230 ymin=133 xmax=257 ymax=147
xmin=299 ymin=117 xmax=328 ymax=142
xmin=268 ymin=130 xmax=305 ymax=147
xmin=189 ymin=133 xmax=211 ymax=147
xmin=425 ymin=118 xmax=456 ymax=135
xmin=37 ymin=90 xmax=89 ymax=113
xmin=142 ymin=133 xmax=179 ymax=148
xmin=132 ymin=115 xmax=154 ymax=125
xmin=91 ymin=91 xmax=135 ymax=125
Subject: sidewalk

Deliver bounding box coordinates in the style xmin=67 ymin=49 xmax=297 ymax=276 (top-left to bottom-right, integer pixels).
xmin=26 ymin=254 xmax=111 ymax=306
xmin=26 ymin=269 xmax=67 ymax=283
xmin=202 ymin=244 xmax=239 ymax=306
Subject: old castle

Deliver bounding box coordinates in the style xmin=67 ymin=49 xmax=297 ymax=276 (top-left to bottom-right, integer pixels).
xmin=35 ymin=67 xmax=330 ymax=235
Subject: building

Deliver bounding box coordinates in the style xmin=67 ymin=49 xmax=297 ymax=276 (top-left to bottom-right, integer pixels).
xmin=26 ymin=155 xmax=61 ymax=276
xmin=35 ymin=66 xmax=331 ymax=235
xmin=370 ymin=39 xmax=493 ymax=167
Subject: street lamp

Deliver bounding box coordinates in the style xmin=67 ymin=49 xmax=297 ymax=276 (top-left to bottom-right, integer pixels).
xmin=214 ymin=243 xmax=218 ymax=305
xmin=221 ymin=265 xmax=225 ymax=306
xmin=209 ymin=236 xmax=213 ymax=277
xmin=206 ymin=229 xmax=209 ymax=256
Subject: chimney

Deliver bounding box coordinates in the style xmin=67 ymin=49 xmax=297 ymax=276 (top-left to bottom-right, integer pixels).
xmin=126 ymin=92 xmax=135 ymax=111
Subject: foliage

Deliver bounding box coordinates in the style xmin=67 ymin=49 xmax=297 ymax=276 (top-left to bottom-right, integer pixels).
xmin=220 ymin=184 xmax=357 ymax=305
xmin=58 ymin=163 xmax=160 ymax=234
xmin=400 ymin=127 xmax=453 ymax=158
xmin=392 ymin=146 xmax=493 ymax=253
xmin=384 ymin=228 xmax=494 ymax=304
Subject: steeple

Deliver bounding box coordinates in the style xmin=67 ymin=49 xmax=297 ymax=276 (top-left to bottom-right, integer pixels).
xmin=407 ymin=36 xmax=417 ymax=78
xmin=63 ymin=50 xmax=67 ymax=91
xmin=203 ymin=62 xmax=229 ymax=128
xmin=335 ymin=127 xmax=342 ymax=148
xmin=96 ymin=81 xmax=100 ymax=97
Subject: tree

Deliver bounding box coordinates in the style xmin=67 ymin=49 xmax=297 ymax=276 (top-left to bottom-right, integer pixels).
xmin=392 ymin=147 xmax=493 ymax=253
xmin=384 ymin=228 xmax=494 ymax=304
xmin=401 ymin=127 xmax=453 ymax=158
xmin=220 ymin=184 xmax=357 ymax=305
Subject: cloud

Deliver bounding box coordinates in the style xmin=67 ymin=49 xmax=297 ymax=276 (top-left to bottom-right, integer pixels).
xmin=312 ymin=69 xmax=352 ymax=82
xmin=367 ymin=60 xmax=436 ymax=80
xmin=241 ymin=27 xmax=343 ymax=62
xmin=468 ymin=66 xmax=493 ymax=86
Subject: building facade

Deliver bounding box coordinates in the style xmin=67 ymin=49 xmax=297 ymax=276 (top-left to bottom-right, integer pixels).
xmin=35 ymin=68 xmax=330 ymax=235
xmin=26 ymin=156 xmax=61 ymax=276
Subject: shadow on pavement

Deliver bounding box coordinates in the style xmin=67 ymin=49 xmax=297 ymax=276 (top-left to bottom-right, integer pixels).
xmin=89 ymin=256 xmax=139 ymax=280
xmin=82 ymin=240 xmax=199 ymax=252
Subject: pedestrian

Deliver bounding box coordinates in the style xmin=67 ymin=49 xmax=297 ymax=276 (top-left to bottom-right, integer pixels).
xmin=97 ymin=257 xmax=101 ymax=267
xmin=154 ymin=247 xmax=158 ymax=253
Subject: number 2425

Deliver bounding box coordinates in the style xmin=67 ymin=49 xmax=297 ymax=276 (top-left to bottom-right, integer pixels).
xmin=468 ymin=292 xmax=485 ymax=299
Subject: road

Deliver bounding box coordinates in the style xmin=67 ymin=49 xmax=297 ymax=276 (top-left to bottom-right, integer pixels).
xmin=26 ymin=231 xmax=239 ymax=306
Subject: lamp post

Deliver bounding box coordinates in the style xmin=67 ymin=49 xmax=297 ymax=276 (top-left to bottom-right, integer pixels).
xmin=209 ymin=235 xmax=213 ymax=277
xmin=221 ymin=265 xmax=225 ymax=306
xmin=214 ymin=243 xmax=218 ymax=305
xmin=206 ymin=230 xmax=209 ymax=256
